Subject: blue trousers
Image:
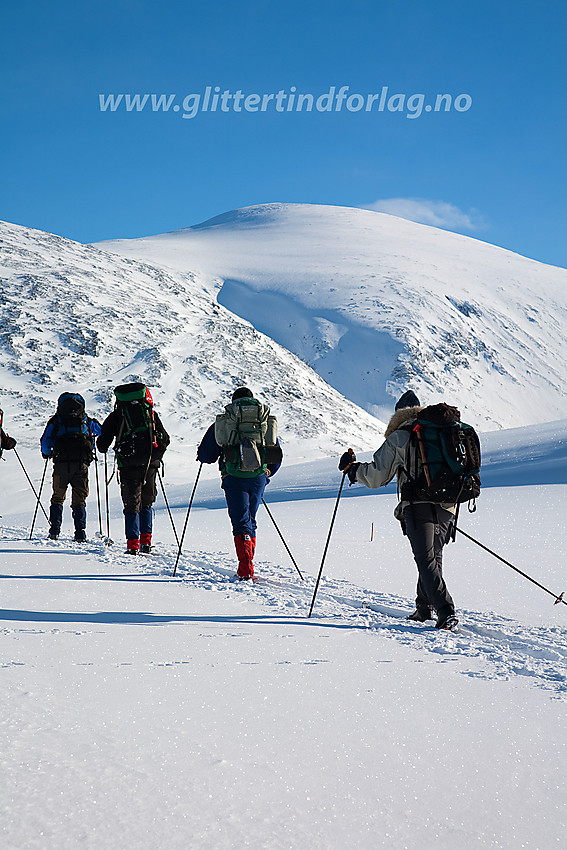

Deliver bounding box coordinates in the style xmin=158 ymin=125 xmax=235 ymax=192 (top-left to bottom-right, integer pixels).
xmin=125 ymin=507 xmax=153 ymax=540
xmin=222 ymin=474 xmax=267 ymax=537
xmin=119 ymin=465 xmax=157 ymax=541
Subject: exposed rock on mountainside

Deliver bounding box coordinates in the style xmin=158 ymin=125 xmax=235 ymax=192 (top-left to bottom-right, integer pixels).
xmin=0 ymin=220 xmax=384 ymax=462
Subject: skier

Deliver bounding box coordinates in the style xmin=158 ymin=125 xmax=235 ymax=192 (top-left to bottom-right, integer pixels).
xmin=339 ymin=390 xmax=463 ymax=631
xmin=0 ymin=409 xmax=17 ymax=456
xmin=96 ymin=383 xmax=170 ymax=554
xmin=40 ymin=393 xmax=101 ymax=541
xmin=197 ymin=387 xmax=282 ymax=580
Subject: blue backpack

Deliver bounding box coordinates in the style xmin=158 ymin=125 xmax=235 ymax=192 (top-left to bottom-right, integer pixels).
xmin=52 ymin=393 xmax=94 ymax=464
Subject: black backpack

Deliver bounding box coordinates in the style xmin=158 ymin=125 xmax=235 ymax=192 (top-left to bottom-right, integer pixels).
xmin=52 ymin=393 xmax=94 ymax=464
xmin=401 ymin=403 xmax=481 ymax=505
xmin=113 ymin=383 xmax=168 ymax=467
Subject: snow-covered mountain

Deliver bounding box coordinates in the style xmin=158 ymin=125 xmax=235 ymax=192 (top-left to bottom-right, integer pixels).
xmin=3 ymin=203 xmax=567 ymax=472
xmin=2 ymin=209 xmax=567 ymax=850
xmin=98 ymin=203 xmax=567 ymax=429
xmin=0 ymin=219 xmax=385 ymax=464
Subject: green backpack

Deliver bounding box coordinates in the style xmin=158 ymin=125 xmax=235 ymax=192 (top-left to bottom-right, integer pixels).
xmin=401 ymin=403 xmax=481 ymax=505
xmin=114 ymin=383 xmax=166 ymax=468
xmin=214 ymin=397 xmax=280 ymax=478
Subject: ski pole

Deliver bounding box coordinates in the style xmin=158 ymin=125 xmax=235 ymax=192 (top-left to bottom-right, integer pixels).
xmin=456 ymin=527 xmax=566 ymax=606
xmin=94 ymin=449 xmax=103 ymax=536
xmin=262 ymin=498 xmax=304 ymax=580
xmin=158 ymin=468 xmax=180 ymax=549
xmin=104 ymin=453 xmax=113 ymax=544
xmin=29 ymin=457 xmax=49 ymax=539
xmin=172 ymin=462 xmax=202 ymax=577
xmin=14 ymin=448 xmax=49 ymax=522
xmin=308 ymin=468 xmax=349 ymax=617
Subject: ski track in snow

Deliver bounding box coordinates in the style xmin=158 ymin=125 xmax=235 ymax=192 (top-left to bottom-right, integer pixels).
xmin=4 ymin=525 xmax=566 ymax=699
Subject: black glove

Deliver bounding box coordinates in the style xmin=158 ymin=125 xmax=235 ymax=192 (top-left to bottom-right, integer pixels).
xmin=338 ymin=449 xmax=356 ymax=471
xmin=41 ymin=452 xmax=51 ymax=460
xmin=346 ymin=462 xmax=360 ymax=485
xmin=3 ymin=435 xmax=16 ymax=450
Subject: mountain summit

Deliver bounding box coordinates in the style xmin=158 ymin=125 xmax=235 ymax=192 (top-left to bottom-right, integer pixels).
xmin=98 ymin=203 xmax=567 ymax=429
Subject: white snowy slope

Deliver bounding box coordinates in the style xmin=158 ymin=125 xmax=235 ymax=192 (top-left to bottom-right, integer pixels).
xmin=97 ymin=202 xmax=567 ymax=430
xmin=0 ymin=219 xmax=385 ymax=466
xmin=1 ymin=424 xmax=566 ymax=850
xmin=2 ymin=209 xmax=567 ymax=849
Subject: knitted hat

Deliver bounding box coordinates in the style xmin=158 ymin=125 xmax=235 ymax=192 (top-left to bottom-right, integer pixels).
xmin=395 ymin=390 xmax=420 ymax=410
xmin=232 ymin=387 xmax=253 ymax=401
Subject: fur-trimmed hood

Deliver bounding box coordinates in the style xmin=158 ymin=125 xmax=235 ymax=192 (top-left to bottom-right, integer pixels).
xmin=384 ymin=405 xmax=423 ymax=438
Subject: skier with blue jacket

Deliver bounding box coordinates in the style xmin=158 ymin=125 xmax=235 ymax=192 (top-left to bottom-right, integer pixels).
xmin=41 ymin=393 xmax=101 ymax=541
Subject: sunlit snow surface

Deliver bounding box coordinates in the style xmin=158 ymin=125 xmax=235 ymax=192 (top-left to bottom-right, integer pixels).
xmin=1 ymin=426 xmax=566 ymax=850
xmin=0 ymin=217 xmax=385 ymax=464
xmin=1 ymin=206 xmax=566 ymax=848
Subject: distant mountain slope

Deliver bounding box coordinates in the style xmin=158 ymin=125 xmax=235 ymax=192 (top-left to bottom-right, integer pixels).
xmin=98 ymin=203 xmax=567 ymax=429
xmin=0 ymin=220 xmax=386 ymax=465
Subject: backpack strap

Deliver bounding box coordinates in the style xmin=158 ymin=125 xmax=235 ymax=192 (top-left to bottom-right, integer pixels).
xmin=149 ymin=405 xmax=158 ymax=448
xmin=413 ymin=423 xmax=432 ymax=486
xmin=115 ymin=406 xmax=127 ymax=446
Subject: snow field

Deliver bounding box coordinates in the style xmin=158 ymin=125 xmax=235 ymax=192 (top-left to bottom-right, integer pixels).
xmin=2 ymin=200 xmax=567 ymax=847
xmin=2 ymin=445 xmax=566 ymax=849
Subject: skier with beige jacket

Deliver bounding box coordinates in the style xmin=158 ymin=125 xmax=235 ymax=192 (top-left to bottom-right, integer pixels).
xmin=339 ymin=390 xmax=481 ymax=631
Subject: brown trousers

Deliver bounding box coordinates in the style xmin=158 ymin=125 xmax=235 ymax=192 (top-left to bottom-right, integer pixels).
xmin=51 ymin=461 xmax=89 ymax=507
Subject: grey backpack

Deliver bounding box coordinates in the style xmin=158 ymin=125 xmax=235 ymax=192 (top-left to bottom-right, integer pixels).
xmin=214 ymin=397 xmax=279 ymax=477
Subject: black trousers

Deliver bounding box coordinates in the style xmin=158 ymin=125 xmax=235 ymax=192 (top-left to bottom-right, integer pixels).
xmin=118 ymin=465 xmax=158 ymax=514
xmin=403 ymin=503 xmax=455 ymax=615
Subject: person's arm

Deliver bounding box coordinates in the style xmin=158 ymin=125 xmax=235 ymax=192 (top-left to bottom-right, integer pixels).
xmin=266 ymin=438 xmax=282 ymax=477
xmin=0 ymin=428 xmax=16 ymax=450
xmin=197 ymin=424 xmax=222 ymax=464
xmin=153 ymin=411 xmax=170 ymax=448
xmin=88 ymin=417 xmax=102 ymax=438
xmin=40 ymin=420 xmax=55 ymax=458
xmin=96 ymin=411 xmax=119 ymax=453
xmin=355 ymin=430 xmax=410 ymax=489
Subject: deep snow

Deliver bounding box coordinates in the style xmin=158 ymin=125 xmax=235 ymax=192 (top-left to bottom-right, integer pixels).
xmin=1 ymin=422 xmax=566 ymax=850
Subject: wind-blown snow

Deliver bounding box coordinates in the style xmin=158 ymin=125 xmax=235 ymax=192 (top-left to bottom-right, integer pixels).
xmin=98 ymin=202 xmax=567 ymax=429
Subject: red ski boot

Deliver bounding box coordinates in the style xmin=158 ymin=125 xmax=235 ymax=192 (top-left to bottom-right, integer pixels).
xmin=234 ymin=533 xmax=256 ymax=580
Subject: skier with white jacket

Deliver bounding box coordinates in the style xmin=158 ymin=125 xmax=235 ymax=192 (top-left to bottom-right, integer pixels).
xmin=339 ymin=390 xmax=462 ymax=630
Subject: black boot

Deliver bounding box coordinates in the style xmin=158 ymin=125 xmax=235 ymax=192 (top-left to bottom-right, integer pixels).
xmin=435 ymin=608 xmax=459 ymax=630
xmin=407 ymin=608 xmax=434 ymax=622
xmin=49 ymin=503 xmax=63 ymax=540
xmin=72 ymin=504 xmax=87 ymax=542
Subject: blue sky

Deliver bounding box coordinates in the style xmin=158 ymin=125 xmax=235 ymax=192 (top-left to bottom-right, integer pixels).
xmin=2 ymin=0 xmax=566 ymax=266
